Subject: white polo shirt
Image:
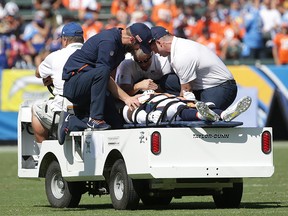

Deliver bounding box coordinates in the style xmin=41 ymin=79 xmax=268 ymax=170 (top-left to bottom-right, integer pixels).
xmin=169 ymin=37 xmax=234 ymax=90
xmin=38 ymin=43 xmax=83 ymax=111
xmin=115 ymin=53 xmax=173 ymax=86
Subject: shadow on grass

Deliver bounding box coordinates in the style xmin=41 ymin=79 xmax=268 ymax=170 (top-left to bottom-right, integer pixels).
xmin=240 ymin=202 xmax=286 ymax=209
xmin=142 ymin=201 xmax=286 ymax=210
xmin=34 ymin=201 xmax=287 ymax=211
xmin=34 ymin=203 xmax=113 ymax=211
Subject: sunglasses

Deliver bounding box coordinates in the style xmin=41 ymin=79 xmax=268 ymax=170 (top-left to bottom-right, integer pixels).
xmin=135 ymin=55 xmax=152 ymax=64
xmin=149 ymin=38 xmax=156 ymax=45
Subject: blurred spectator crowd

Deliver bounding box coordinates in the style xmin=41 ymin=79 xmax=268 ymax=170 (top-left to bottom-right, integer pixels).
xmin=1 ymin=0 xmax=288 ymax=70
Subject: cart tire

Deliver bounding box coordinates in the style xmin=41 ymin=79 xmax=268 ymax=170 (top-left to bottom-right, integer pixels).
xmin=213 ymin=182 xmax=243 ymax=208
xmin=109 ymin=159 xmax=140 ymax=210
xmin=45 ymin=161 xmax=84 ymax=208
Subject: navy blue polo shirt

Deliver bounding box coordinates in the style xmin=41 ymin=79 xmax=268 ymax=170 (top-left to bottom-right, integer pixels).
xmin=63 ymin=28 xmax=126 ymax=80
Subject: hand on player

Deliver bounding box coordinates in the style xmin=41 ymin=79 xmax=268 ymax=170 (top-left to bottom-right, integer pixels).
xmin=124 ymin=95 xmax=141 ymax=110
xmin=138 ymin=79 xmax=158 ymax=91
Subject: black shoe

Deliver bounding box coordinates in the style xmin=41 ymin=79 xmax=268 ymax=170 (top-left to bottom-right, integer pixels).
xmin=87 ymin=119 xmax=111 ymax=130
xmin=57 ymin=111 xmax=70 ymax=145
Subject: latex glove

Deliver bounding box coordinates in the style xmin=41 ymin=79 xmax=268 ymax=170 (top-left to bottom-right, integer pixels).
xmin=143 ymin=90 xmax=155 ymax=95
xmin=138 ymin=90 xmax=155 ymax=104
xmin=183 ymin=90 xmax=196 ymax=101
xmin=148 ymin=110 xmax=162 ymax=123
xmin=138 ymin=94 xmax=151 ymax=104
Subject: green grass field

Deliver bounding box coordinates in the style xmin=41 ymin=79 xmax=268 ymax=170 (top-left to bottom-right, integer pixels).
xmin=0 ymin=142 xmax=288 ymax=216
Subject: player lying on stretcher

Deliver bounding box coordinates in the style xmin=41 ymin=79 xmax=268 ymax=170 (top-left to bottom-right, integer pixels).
xmin=122 ymin=90 xmax=252 ymax=124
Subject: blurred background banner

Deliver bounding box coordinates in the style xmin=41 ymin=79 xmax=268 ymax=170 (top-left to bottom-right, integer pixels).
xmin=0 ymin=111 xmax=17 ymax=140
xmin=0 ymin=69 xmax=49 ymax=111
xmin=228 ymin=65 xmax=288 ymax=130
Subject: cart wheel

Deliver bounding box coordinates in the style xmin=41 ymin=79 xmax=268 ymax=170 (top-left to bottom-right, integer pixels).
xmin=213 ymin=182 xmax=243 ymax=208
xmin=45 ymin=160 xmax=84 ymax=208
xmin=109 ymin=159 xmax=140 ymax=210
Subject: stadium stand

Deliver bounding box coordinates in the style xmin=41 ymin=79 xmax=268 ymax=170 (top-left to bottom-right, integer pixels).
xmin=15 ymin=0 xmax=113 ymax=23
xmin=11 ymin=0 xmax=276 ymax=65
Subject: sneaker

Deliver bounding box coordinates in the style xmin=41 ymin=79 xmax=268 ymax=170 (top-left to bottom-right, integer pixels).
xmin=221 ymin=96 xmax=252 ymax=122
xmin=196 ymin=101 xmax=220 ymax=122
xmin=87 ymin=119 xmax=111 ymax=130
xmin=57 ymin=111 xmax=70 ymax=145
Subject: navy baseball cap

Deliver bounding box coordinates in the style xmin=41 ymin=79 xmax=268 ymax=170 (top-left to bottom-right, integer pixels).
xmin=151 ymin=26 xmax=170 ymax=40
xmin=130 ymin=22 xmax=152 ymax=54
xmin=61 ymin=22 xmax=83 ymax=37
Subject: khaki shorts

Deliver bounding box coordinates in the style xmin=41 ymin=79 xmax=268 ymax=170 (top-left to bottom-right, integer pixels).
xmin=32 ymin=99 xmax=59 ymax=130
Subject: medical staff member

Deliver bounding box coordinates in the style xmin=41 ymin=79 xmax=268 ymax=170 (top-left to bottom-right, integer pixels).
xmin=115 ymin=48 xmax=181 ymax=96
xmin=62 ymin=22 xmax=153 ymax=130
xmin=150 ymin=26 xmax=237 ymax=110
xmin=32 ymin=22 xmax=84 ymax=149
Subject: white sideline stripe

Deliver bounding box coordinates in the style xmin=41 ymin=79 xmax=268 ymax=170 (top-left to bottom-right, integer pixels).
xmin=0 ymin=146 xmax=17 ymax=152
xmin=273 ymin=142 xmax=288 ymax=148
